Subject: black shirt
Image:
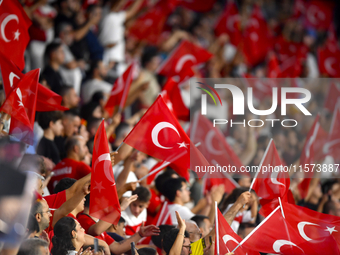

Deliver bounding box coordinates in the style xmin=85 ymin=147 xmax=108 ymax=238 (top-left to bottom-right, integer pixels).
xmin=37 ymin=137 xmax=60 ymax=165
xmin=41 ymin=65 xmax=65 ymax=94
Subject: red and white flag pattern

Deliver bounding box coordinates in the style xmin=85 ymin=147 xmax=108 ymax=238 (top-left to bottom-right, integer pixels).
xmin=90 ymin=120 xmax=121 ymax=225
xmin=157 ymin=40 xmax=212 ymax=78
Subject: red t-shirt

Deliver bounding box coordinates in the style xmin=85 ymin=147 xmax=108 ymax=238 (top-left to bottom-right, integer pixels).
xmin=48 ymin=158 xmax=91 ymax=193
xmin=77 ymin=213 xmax=115 ymax=245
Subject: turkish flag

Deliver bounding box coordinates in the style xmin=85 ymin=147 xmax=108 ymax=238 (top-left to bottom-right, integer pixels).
xmin=324 ymin=82 xmax=340 ymax=112
xmin=282 ymin=202 xmax=340 ymax=252
xmin=90 ymin=120 xmax=121 ymax=225
xmin=305 ymin=0 xmax=335 ymax=30
xmin=250 ymin=139 xmax=290 ymax=203
xmin=247 ymin=205 xmax=340 ymax=255
xmin=214 ymin=0 xmax=242 ymax=46
xmin=215 ymin=207 xmax=259 ymax=255
xmin=298 ymin=115 xmax=328 ymax=199
xmin=157 ymin=40 xmax=213 ymax=78
xmin=323 ymin=102 xmax=340 ymax=162
xmin=128 ymin=0 xmax=177 ymax=45
xmin=104 ymin=63 xmax=135 ymax=116
xmin=179 ymin=0 xmax=215 ymax=12
xmin=191 ymin=114 xmax=246 ymax=191
xmin=161 ymin=77 xmax=189 ymax=121
xmin=292 ymin=0 xmax=306 ymax=18
xmin=123 ymin=95 xmax=210 ymax=179
xmin=0 ymin=0 xmax=32 ymax=71
xmin=242 ymin=5 xmax=272 ymax=66
xmin=0 ymin=69 xmax=39 ymax=130
xmin=0 ymin=53 xmax=67 ymax=112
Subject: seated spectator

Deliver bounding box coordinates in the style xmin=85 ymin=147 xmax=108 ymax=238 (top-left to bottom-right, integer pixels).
xmin=121 ymin=186 xmax=151 ymax=237
xmin=17 ymin=238 xmax=49 ymax=255
xmin=191 ymin=215 xmax=212 ymax=238
xmin=49 ymin=136 xmax=91 ymax=192
xmin=36 ymin=111 xmax=63 ymax=165
xmin=106 ymin=217 xmax=126 ymax=241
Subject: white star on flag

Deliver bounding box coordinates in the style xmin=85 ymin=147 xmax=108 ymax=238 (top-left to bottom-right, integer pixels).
xmin=14 ymin=29 xmax=20 ymax=41
xmin=325 ymin=226 xmax=337 ymax=235
xmin=177 ymin=141 xmax=189 ymax=148
xmin=93 ymin=181 xmax=105 ymax=193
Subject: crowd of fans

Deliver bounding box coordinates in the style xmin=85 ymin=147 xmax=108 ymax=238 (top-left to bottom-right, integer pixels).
xmin=0 ymin=0 xmax=340 ymax=254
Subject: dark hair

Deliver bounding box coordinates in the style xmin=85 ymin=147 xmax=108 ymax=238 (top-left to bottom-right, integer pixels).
xmin=151 ymin=225 xmax=175 ymax=249
xmin=162 ymin=177 xmax=186 ymax=202
xmin=88 ymin=59 xmax=102 ymax=77
xmin=81 ymin=102 xmax=101 ymax=122
xmin=82 ymin=245 xmax=105 ymax=254
xmin=220 ymin=187 xmax=249 ymax=213
xmin=118 ymin=216 xmax=125 ymax=224
xmin=141 ymin=46 xmax=158 ymax=68
xmin=59 ymin=85 xmax=75 ymax=98
xmin=44 ymin=41 xmax=62 ymax=64
xmin=323 ymin=200 xmax=337 ymax=215
xmin=91 ymin=91 xmax=105 ymax=103
xmin=162 ymin=228 xmax=189 ymax=254
xmin=31 ymin=200 xmax=43 ymax=215
xmin=155 ymin=169 xmax=177 ymax=194
xmin=132 ymin=186 xmax=151 ymax=203
xmin=37 ymin=111 xmax=63 ymax=130
xmin=191 ymin=215 xmax=209 ymax=229
xmin=64 ymin=136 xmax=81 ymax=155
xmin=52 ymin=217 xmax=77 ymax=255
xmin=18 ymin=238 xmax=49 ymax=255
xmin=137 ymin=247 xmax=157 ymax=255
xmin=84 ymin=193 xmax=90 ymax=208
xmin=86 ymin=117 xmax=102 ymax=133
xmin=54 ymin=177 xmax=76 ymax=193
xmin=26 ymin=214 xmax=40 ymax=236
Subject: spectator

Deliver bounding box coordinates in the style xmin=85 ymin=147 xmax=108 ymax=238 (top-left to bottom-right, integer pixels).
xmin=48 ymin=136 xmax=91 ymax=192
xmin=36 ymin=111 xmax=64 ymax=165
xmin=121 ymin=186 xmax=151 ymax=237
xmin=59 ymin=85 xmax=80 ymax=109
xmin=17 ymin=238 xmax=49 ymax=255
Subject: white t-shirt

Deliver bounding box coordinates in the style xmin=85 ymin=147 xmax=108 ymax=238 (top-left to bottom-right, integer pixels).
xmin=168 ymin=203 xmax=195 ymax=224
xmin=99 ymin=11 xmax=126 ymax=63
xmin=121 ymin=204 xmax=147 ymax=237
xmin=81 ymin=78 xmax=112 ymax=104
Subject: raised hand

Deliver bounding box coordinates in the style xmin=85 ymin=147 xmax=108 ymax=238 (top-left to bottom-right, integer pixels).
xmin=138 ymin=222 xmax=160 ymax=237
xmin=120 ymin=194 xmax=138 ymax=211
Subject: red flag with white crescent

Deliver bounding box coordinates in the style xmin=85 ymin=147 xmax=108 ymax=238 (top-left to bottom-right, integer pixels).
xmin=157 ymin=40 xmax=212 ymax=78
xmin=123 ymin=95 xmax=210 ymax=179
xmin=0 ymin=0 xmax=32 ymax=71
xmin=90 ymin=120 xmax=121 ymax=225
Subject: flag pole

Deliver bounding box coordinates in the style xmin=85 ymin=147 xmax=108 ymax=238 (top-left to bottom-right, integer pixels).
xmin=231 ymin=206 xmax=281 ymax=253
xmin=278 ymin=197 xmax=285 ymax=218
xmin=249 ymin=138 xmax=273 ymax=192
xmin=215 ymin=201 xmax=219 ymax=255
xmin=114 ymin=142 xmax=124 ymax=152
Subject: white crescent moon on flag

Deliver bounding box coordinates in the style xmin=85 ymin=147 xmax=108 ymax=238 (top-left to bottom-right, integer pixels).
xmin=1 ymin=14 xmax=19 ymax=43
xmin=110 ymin=76 xmax=124 ymax=96
xmin=273 ymin=240 xmax=303 ymax=253
xmin=270 ymin=166 xmax=285 ymax=187
xmin=298 ymin=221 xmax=319 ymax=241
xmin=323 ymin=139 xmax=340 ymax=154
xmin=227 ymin=15 xmax=239 ymax=32
xmin=324 ymin=57 xmax=337 ymax=76
xmin=9 ymin=72 xmax=20 ymax=88
xmin=305 ymin=123 xmax=319 ymax=158
xmin=175 ymin=54 xmax=196 ymax=73
xmin=93 ymin=153 xmax=115 ymax=184
xmin=222 ymin=235 xmax=240 ymax=245
xmin=151 ymin=122 xmax=180 ymax=149
xmin=307 ymin=5 xmax=319 ymax=25
xmin=205 ymin=130 xmax=223 ymax=155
